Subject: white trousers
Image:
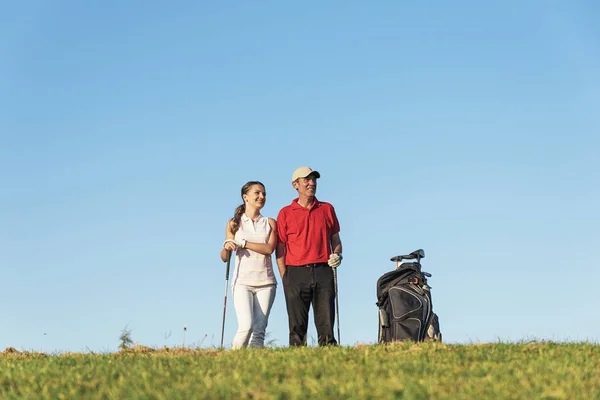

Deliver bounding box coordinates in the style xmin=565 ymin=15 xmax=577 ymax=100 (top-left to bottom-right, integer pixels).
xmin=231 ymin=283 xmax=276 ymax=349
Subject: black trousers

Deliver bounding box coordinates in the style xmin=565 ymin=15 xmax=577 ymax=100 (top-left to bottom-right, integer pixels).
xmin=283 ymin=264 xmax=338 ymax=346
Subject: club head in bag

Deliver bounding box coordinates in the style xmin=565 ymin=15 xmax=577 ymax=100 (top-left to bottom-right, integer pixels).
xmin=390 ymin=249 xmax=425 ymax=269
xmin=390 ymin=249 xmax=425 ymax=262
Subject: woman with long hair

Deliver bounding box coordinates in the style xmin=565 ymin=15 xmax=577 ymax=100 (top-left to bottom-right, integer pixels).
xmin=220 ymin=181 xmax=277 ymax=348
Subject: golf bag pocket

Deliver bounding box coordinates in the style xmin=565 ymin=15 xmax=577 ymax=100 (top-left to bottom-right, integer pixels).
xmin=425 ymin=312 xmax=442 ymax=342
xmin=388 ymin=286 xmax=429 ymax=341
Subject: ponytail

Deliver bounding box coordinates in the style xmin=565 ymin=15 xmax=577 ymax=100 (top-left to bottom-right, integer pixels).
xmin=231 ymin=203 xmax=245 ymax=234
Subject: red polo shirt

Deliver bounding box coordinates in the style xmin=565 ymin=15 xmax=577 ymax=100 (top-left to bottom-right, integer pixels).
xmin=277 ymin=197 xmax=340 ymax=266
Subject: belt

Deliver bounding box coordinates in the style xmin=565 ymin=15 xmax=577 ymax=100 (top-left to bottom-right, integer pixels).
xmin=288 ymin=262 xmax=328 ymax=268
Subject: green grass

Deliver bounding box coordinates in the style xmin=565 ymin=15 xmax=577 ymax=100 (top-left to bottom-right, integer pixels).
xmin=2 ymin=342 xmax=599 ymax=399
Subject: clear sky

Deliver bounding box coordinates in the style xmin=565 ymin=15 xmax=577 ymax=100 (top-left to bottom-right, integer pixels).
xmin=1 ymin=1 xmax=599 ymax=353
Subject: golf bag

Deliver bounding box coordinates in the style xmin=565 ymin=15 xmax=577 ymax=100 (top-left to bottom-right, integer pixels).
xmin=376 ymin=249 xmax=442 ymax=343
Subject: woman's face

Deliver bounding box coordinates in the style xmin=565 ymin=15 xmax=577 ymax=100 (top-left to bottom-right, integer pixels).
xmin=243 ymin=184 xmax=266 ymax=209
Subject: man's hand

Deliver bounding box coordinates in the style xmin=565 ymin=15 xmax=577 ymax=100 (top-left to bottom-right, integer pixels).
xmin=328 ymin=252 xmax=342 ymax=268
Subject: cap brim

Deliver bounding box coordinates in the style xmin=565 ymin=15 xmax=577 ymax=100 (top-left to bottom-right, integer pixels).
xmin=292 ymin=169 xmax=321 ymax=182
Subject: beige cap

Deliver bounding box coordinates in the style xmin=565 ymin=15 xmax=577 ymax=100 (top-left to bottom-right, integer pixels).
xmin=292 ymin=166 xmax=320 ymax=182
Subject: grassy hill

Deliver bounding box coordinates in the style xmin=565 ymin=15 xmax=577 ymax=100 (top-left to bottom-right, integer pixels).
xmin=2 ymin=342 xmax=598 ymax=399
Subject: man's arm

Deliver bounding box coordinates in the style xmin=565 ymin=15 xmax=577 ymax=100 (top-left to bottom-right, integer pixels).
xmin=331 ymin=232 xmax=342 ymax=256
xmin=276 ymin=242 xmax=286 ymax=278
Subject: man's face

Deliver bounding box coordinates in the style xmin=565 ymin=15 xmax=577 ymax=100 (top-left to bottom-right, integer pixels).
xmin=293 ymin=174 xmax=318 ymax=197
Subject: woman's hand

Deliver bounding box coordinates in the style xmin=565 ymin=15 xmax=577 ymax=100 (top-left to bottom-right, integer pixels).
xmin=223 ymin=241 xmax=237 ymax=251
xmin=223 ymin=238 xmax=246 ymax=251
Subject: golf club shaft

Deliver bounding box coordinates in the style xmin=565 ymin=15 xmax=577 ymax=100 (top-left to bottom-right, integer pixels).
xmin=220 ymin=251 xmax=232 ymax=349
xmin=333 ymin=266 xmax=340 ymax=345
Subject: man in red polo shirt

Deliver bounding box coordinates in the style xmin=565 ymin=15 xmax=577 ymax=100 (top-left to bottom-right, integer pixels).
xmin=276 ymin=166 xmax=343 ymax=346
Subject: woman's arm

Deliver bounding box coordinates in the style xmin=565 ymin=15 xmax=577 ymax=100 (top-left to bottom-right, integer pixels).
xmin=220 ymin=220 xmax=235 ymax=262
xmin=243 ymin=218 xmax=278 ymax=256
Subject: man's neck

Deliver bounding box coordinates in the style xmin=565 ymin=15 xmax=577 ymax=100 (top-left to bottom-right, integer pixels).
xmin=297 ymin=196 xmax=315 ymax=209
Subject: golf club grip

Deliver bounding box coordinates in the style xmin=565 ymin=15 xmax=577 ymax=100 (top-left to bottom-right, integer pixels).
xmin=225 ymin=251 xmax=232 ymax=279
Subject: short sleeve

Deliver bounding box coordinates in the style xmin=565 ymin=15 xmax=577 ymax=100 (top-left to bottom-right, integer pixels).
xmin=276 ymin=208 xmax=288 ymax=244
xmin=330 ymin=205 xmax=340 ymax=235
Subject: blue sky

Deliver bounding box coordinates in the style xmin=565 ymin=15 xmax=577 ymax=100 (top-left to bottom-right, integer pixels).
xmin=1 ymin=1 xmax=599 ymax=353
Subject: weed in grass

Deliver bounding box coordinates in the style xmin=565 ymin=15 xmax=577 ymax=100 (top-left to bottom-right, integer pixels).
xmin=118 ymin=325 xmax=134 ymax=351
